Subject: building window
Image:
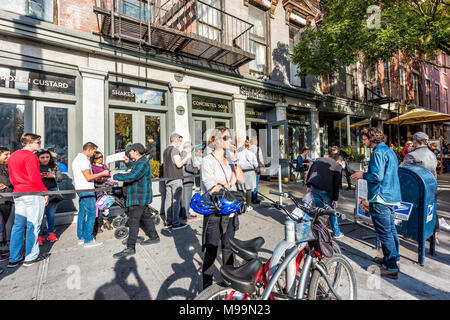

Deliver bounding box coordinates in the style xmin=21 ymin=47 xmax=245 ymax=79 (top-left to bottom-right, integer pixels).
xmin=435 ymin=83 xmax=440 ymax=111
xmin=444 ymin=88 xmax=448 ymax=114
xmin=197 ymin=0 xmax=222 ymax=42
xmin=116 ymin=0 xmax=149 ymax=20
xmin=413 ymin=73 xmax=420 ymax=106
xmin=2 ymin=0 xmax=54 ymax=23
xmin=289 ymin=25 xmax=303 ymax=87
xmin=399 ymin=66 xmax=406 ymax=103
xmin=426 ymin=79 xmax=431 ymax=108
xmin=248 ymin=5 xmax=268 ymax=75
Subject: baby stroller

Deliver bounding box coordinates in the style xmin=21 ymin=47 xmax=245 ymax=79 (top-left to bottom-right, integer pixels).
xmin=95 ymin=184 xmax=161 ymax=240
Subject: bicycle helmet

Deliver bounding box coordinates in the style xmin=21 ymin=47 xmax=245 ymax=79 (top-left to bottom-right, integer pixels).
xmin=190 ymin=193 xmax=216 ymax=215
xmin=216 ymin=198 xmax=242 ymax=215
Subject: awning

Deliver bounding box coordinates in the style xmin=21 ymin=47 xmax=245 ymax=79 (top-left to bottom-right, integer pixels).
xmin=350 ymin=119 xmax=370 ymax=128
xmin=384 ymin=108 xmax=450 ymax=125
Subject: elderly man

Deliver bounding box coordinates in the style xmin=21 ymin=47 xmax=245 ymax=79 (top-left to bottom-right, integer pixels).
xmin=401 ymin=132 xmax=437 ymax=178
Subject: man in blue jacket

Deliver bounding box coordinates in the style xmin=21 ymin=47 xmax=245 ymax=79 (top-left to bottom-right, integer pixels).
xmin=352 ymin=128 xmax=401 ymax=279
xmin=112 ymin=143 xmax=159 ymax=259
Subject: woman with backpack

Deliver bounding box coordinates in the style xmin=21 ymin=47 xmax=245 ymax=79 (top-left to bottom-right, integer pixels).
xmin=36 ymin=149 xmax=63 ymax=245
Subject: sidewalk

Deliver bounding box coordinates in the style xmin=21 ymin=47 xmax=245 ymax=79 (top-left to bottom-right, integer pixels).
xmin=0 ymin=176 xmax=449 ymax=300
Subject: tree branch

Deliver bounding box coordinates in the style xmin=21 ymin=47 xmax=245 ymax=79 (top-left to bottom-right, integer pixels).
xmin=411 ymin=0 xmax=426 ymax=16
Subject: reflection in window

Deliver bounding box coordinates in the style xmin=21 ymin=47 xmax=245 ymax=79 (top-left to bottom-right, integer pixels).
xmin=145 ymin=115 xmax=161 ymax=162
xmin=114 ymin=113 xmax=133 ymax=152
xmin=44 ymin=107 xmax=68 ymax=169
xmin=117 ymin=0 xmax=149 ymax=20
xmin=2 ymin=0 xmax=54 ymax=22
xmin=109 ymin=83 xmax=165 ymax=106
xmin=0 ymin=104 xmax=25 ymax=152
xmin=194 ymin=120 xmax=207 ymax=151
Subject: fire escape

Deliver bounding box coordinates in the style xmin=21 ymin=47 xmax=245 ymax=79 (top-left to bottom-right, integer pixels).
xmin=93 ymin=0 xmax=255 ymax=70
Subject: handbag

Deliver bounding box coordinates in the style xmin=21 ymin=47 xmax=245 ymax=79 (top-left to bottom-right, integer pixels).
xmin=311 ymin=219 xmax=334 ymax=258
xmin=48 ymin=192 xmax=64 ymax=203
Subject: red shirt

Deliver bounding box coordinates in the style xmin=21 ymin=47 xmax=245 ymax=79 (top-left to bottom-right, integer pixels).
xmin=8 ymin=149 xmax=48 ymax=193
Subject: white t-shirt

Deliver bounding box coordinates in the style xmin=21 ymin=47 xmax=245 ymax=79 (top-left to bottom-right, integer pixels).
xmin=72 ymin=153 xmax=94 ymax=190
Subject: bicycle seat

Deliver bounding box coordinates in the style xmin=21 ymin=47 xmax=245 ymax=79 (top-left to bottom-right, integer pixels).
xmin=220 ymin=259 xmax=263 ymax=294
xmin=230 ymin=237 xmax=265 ymax=261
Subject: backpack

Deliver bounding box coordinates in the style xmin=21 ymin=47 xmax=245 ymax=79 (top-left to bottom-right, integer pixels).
xmin=96 ymin=193 xmax=115 ymax=211
xmin=311 ymin=220 xmax=334 ymax=258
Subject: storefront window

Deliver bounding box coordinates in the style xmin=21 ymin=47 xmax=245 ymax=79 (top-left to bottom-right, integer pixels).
xmin=44 ymin=107 xmax=68 ymax=168
xmin=2 ymin=0 xmax=54 ymax=23
xmin=114 ymin=113 xmax=133 ymax=152
xmin=192 ymin=95 xmax=229 ymax=113
xmin=109 ymin=83 xmax=166 ymax=106
xmin=350 ymin=117 xmax=368 ymax=153
xmin=145 ymin=115 xmax=161 ymax=162
xmin=0 ymin=103 xmax=26 ymax=152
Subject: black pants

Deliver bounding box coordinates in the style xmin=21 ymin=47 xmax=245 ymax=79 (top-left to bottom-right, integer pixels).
xmin=341 ymin=161 xmax=352 ymax=189
xmin=0 ymin=202 xmax=12 ymax=243
xmin=202 ymin=214 xmax=237 ymax=289
xmin=126 ymin=205 xmax=159 ymax=249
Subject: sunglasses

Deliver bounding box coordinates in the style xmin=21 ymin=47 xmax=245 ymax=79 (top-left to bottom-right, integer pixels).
xmin=95 ymin=156 xmax=103 ymax=159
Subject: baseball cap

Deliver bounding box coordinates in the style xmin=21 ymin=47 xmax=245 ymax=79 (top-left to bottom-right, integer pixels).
xmin=128 ymin=143 xmax=146 ymax=155
xmin=411 ymin=132 xmax=428 ymax=144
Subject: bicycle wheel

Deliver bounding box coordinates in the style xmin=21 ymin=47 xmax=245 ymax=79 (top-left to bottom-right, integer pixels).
xmin=308 ymin=254 xmax=357 ymax=300
xmin=194 ymin=283 xmax=253 ymax=300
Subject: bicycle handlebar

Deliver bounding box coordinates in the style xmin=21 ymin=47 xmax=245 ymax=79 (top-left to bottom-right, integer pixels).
xmin=269 ymin=190 xmax=342 ymax=222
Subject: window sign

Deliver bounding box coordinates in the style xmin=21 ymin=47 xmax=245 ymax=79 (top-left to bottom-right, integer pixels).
xmin=192 ymin=95 xmax=229 ymax=113
xmin=245 ymin=107 xmax=266 ymax=120
xmin=0 ymin=66 xmax=76 ymax=95
xmin=109 ymin=83 xmax=166 ymax=106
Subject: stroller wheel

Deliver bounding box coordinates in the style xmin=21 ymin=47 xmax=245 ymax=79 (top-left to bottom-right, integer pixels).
xmin=112 ymin=217 xmax=123 ymax=228
xmin=114 ymin=226 xmax=129 ymax=240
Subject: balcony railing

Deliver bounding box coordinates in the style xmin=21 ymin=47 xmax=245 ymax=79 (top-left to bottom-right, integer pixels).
xmin=93 ymin=0 xmax=255 ymax=69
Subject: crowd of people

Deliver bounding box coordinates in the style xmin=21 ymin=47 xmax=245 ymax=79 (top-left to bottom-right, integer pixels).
xmin=0 ymin=127 xmax=449 ymax=287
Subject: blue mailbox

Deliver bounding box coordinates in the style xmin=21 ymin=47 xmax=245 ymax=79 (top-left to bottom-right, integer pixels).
xmin=396 ymin=165 xmax=437 ymax=266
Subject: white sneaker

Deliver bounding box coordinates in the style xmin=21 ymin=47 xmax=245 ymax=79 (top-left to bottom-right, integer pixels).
xmin=246 ymin=206 xmax=253 ymax=212
xmin=333 ymin=233 xmax=344 ymax=239
xmin=83 ymin=240 xmax=103 ymax=248
xmin=439 ymin=217 xmax=450 ymax=231
xmin=77 ymin=239 xmax=84 ymax=246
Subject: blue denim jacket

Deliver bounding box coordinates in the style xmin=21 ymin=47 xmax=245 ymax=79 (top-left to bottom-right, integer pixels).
xmin=363 ymin=142 xmax=402 ymax=204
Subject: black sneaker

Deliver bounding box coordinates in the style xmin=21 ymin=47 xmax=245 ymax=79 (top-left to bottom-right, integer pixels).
xmin=172 ymin=223 xmax=187 ymax=230
xmin=113 ymin=247 xmax=136 ymax=259
xmin=122 ymin=236 xmax=145 ymax=245
xmin=163 ymin=224 xmax=173 ymax=230
xmin=141 ymin=237 xmax=160 ymax=245
xmin=23 ymin=253 xmax=50 ymax=267
xmin=7 ymin=257 xmax=24 ymax=268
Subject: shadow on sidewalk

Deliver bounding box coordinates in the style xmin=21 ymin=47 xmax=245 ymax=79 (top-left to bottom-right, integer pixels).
xmin=94 ymin=257 xmax=151 ymax=300
xmin=156 ymin=224 xmax=203 ymax=300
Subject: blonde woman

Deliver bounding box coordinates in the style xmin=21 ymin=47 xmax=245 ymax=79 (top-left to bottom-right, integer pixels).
xmin=200 ymin=126 xmax=244 ymax=289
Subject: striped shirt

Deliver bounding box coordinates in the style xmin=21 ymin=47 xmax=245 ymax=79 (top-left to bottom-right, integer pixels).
xmin=113 ymin=156 xmax=152 ymax=207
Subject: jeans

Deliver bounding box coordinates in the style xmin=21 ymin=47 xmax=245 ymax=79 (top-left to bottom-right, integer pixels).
xmin=10 ymin=196 xmax=45 ymax=262
xmin=39 ymin=187 xmax=59 ymax=235
xmin=310 ymin=186 xmax=342 ymax=236
xmin=252 ymin=174 xmax=261 ymax=201
xmin=181 ymin=182 xmax=194 ymax=219
xmin=165 ymin=179 xmax=183 ymax=226
xmin=126 ymin=205 xmax=159 ymax=249
xmin=77 ymin=192 xmax=97 ymax=243
xmin=0 ymin=202 xmax=12 ymax=243
xmin=369 ymin=202 xmax=400 ymax=272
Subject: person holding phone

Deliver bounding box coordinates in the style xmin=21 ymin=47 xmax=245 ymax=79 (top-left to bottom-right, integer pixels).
xmin=200 ymin=126 xmax=244 ymax=289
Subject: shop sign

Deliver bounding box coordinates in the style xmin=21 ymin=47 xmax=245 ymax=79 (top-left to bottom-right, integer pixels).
xmin=0 ymin=66 xmax=75 ymax=95
xmin=245 ymin=107 xmax=266 ymax=120
xmin=109 ymin=83 xmax=165 ymax=106
xmin=287 ymin=112 xmax=307 ymax=122
xmin=240 ymin=85 xmax=286 ymax=103
xmin=192 ymin=95 xmax=229 ymax=113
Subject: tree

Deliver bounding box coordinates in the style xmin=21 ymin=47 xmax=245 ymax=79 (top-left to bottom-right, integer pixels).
xmin=292 ymin=0 xmax=450 ymax=77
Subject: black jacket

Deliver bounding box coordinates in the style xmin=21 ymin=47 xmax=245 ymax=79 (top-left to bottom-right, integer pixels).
xmin=0 ymin=164 xmax=13 ymax=204
xmin=306 ymin=157 xmax=341 ymax=201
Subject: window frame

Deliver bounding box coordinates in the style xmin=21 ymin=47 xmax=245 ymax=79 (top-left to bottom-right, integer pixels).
xmin=0 ymin=0 xmax=58 ymax=24
xmin=248 ymin=4 xmax=269 ymax=76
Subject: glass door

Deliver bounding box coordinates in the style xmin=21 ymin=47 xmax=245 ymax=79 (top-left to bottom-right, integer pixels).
xmin=193 ymin=116 xmax=230 ymax=153
xmin=0 ymin=98 xmax=33 ymax=152
xmin=109 ymin=108 xmax=166 ymax=174
xmin=35 ymin=101 xmax=76 ymax=175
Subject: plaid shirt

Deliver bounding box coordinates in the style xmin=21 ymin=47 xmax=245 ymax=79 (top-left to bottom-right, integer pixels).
xmin=113 ymin=156 xmax=152 ymax=207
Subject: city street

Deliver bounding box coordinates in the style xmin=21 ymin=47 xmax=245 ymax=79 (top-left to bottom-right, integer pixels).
xmin=0 ymin=175 xmax=449 ymax=300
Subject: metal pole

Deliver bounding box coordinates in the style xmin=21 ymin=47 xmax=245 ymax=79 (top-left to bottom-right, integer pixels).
xmin=285 ymin=219 xmax=296 ymax=297
xmin=278 ymin=165 xmax=282 ymax=206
